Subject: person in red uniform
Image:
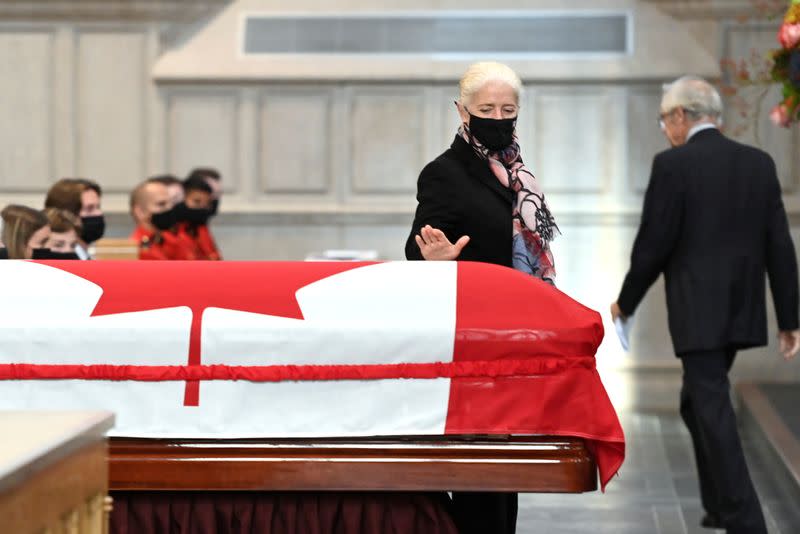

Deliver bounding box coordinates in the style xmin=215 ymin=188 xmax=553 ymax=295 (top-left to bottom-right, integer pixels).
xmin=175 ymin=174 xmax=222 ymax=261
xmin=148 ymin=174 xmax=184 ymax=210
xmin=187 ymin=167 xmax=222 ymax=218
xmin=129 ymin=179 xmax=199 ymax=260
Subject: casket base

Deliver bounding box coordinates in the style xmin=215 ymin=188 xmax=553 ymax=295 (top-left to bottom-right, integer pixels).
xmin=109 ymin=435 xmax=596 ymax=493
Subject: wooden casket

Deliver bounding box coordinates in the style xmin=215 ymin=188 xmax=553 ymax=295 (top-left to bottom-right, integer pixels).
xmin=0 ymin=260 xmax=624 ymax=531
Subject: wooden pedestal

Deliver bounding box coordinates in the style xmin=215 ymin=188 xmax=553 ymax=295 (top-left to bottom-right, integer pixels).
xmin=110 ymin=435 xmax=596 ymax=493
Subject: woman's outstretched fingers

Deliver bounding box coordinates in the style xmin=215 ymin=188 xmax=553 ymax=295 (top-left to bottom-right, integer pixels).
xmin=419 ymin=225 xmax=430 ymax=245
xmin=431 ymin=228 xmax=448 ymax=243
xmin=423 ymin=225 xmax=436 ymax=244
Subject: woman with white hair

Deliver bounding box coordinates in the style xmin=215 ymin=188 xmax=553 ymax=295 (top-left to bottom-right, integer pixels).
xmin=405 ymin=61 xmax=558 ymax=534
xmin=405 ymin=61 xmax=558 ymax=285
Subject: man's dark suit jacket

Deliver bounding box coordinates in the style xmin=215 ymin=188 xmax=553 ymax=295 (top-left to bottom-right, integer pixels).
xmin=405 ymin=135 xmax=514 ymax=266
xmin=618 ymin=128 xmax=799 ymax=355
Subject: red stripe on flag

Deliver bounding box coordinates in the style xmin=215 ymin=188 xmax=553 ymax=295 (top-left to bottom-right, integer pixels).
xmin=0 ymin=358 xmax=594 ymax=382
xmin=183 ymin=310 xmax=203 ymax=406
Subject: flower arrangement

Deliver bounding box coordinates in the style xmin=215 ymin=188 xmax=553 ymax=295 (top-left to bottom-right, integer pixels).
xmin=719 ymin=1 xmax=789 ymax=141
xmin=769 ymin=0 xmax=800 ymax=126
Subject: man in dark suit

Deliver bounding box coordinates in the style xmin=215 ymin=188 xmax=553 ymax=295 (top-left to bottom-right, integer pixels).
xmin=611 ymin=76 xmax=800 ymax=534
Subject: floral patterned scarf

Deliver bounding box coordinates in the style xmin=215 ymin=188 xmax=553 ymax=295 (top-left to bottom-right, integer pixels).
xmin=459 ymin=124 xmax=559 ymax=283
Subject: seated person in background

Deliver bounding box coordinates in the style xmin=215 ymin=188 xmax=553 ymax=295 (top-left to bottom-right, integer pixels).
xmin=187 ymin=167 xmax=222 ymax=217
xmin=73 ymin=178 xmax=105 ymax=251
xmin=129 ymin=179 xmax=199 ymax=260
xmin=0 ymin=205 xmax=51 ymax=259
xmin=144 ymin=174 xmax=213 ymax=260
xmin=148 ymin=174 xmax=184 ymax=209
xmin=42 ymin=208 xmax=82 ymax=260
xmin=44 ymin=178 xmax=106 ymax=259
xmin=178 ymin=174 xmax=222 ymax=260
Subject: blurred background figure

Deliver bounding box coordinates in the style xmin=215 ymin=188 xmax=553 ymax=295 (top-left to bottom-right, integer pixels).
xmin=129 ymin=178 xmax=200 ymax=260
xmin=72 ymin=179 xmax=105 ymax=249
xmin=130 ymin=179 xmax=180 ymax=260
xmin=44 ymin=178 xmax=105 ymax=259
xmin=187 ymin=167 xmax=222 ymax=218
xmin=0 ymin=205 xmax=50 ymax=260
xmin=148 ymin=174 xmax=184 ymax=210
xmin=179 ymin=174 xmax=221 ymax=260
xmin=42 ymin=208 xmax=83 ymax=260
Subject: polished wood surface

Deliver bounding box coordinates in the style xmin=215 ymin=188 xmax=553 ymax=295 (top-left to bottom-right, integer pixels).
xmin=91 ymin=238 xmax=138 ymax=260
xmin=0 ymin=411 xmax=114 ymax=534
xmin=110 ymin=435 xmax=596 ymax=493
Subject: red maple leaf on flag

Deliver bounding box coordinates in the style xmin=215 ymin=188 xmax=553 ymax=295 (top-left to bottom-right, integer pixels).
xmin=45 ymin=261 xmax=368 ymax=406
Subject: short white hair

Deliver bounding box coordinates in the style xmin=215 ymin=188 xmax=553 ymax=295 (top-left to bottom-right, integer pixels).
xmin=459 ymin=62 xmax=523 ymax=107
xmin=661 ymin=75 xmax=723 ymax=121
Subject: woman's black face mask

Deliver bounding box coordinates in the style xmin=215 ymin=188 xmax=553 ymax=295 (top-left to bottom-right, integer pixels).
xmin=466 ymin=111 xmax=517 ymax=151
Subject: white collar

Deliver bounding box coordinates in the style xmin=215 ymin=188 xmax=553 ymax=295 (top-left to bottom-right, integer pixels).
xmin=75 ymin=243 xmax=91 ymax=260
xmin=687 ymin=122 xmax=717 ymax=141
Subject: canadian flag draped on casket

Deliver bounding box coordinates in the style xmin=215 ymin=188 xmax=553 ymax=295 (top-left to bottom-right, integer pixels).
xmin=0 ymin=260 xmax=624 ymax=489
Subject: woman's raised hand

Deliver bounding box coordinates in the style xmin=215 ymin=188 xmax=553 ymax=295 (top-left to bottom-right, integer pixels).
xmin=414 ymin=225 xmax=470 ymax=261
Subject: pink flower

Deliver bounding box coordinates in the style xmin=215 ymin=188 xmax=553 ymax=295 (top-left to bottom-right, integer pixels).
xmin=778 ymin=23 xmax=800 ymax=48
xmin=770 ymin=104 xmax=792 ymax=128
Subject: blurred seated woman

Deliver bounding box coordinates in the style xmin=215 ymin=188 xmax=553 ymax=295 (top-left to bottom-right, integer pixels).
xmin=0 ymin=205 xmax=51 ymax=259
xmin=43 ymin=208 xmax=83 ymax=260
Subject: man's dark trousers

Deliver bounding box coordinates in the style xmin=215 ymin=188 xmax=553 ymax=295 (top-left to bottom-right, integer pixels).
xmin=679 ymin=349 xmax=766 ymax=534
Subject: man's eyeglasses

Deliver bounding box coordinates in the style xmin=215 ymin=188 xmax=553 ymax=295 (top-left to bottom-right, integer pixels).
xmin=657 ymin=107 xmax=684 ymax=130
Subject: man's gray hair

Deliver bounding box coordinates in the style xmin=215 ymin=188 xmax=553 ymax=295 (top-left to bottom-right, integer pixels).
xmin=661 ymin=76 xmax=723 ymax=121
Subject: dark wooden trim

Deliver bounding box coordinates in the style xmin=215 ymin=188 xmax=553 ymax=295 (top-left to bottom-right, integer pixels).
xmin=109 ymin=435 xmax=597 ymax=493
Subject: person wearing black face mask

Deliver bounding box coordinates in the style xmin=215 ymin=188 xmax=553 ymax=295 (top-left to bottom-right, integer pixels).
xmin=42 ymin=208 xmax=83 ymax=261
xmin=407 ymin=61 xmax=558 ymax=279
xmin=186 ymin=167 xmax=222 ymax=218
xmin=31 ymin=248 xmax=80 ymax=260
xmin=405 ymin=62 xmax=560 ymax=534
xmin=175 ymin=175 xmax=222 ymax=260
xmin=129 ymin=179 xmax=201 ymax=260
xmin=44 ymin=178 xmax=106 ymax=259
xmin=74 ymin=179 xmax=105 ymax=246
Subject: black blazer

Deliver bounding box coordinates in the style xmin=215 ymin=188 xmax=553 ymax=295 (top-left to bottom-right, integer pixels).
xmin=405 ymin=135 xmax=514 ymax=266
xmin=618 ymin=128 xmax=799 ymax=354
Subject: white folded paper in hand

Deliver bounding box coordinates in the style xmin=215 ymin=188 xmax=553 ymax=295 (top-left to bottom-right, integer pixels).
xmin=614 ymin=315 xmax=633 ymax=352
